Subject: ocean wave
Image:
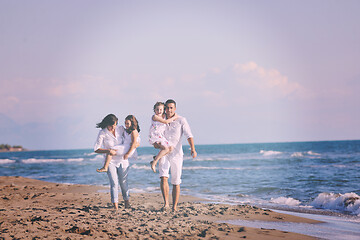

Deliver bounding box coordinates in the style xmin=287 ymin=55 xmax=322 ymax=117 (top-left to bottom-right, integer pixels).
xmin=84 ymin=152 xmax=96 ymax=156
xmin=192 ymin=156 xmax=234 ymax=161
xmin=0 ymin=159 xmax=16 ymax=164
xmin=131 ymin=164 xmax=151 ymax=170
xmin=137 ymin=154 xmax=155 ymax=161
xmin=291 ymin=151 xmax=321 ymax=158
xmin=183 ymin=166 xmax=245 ymax=170
xmin=130 ymin=186 xmax=160 ymax=193
xmin=22 ymin=158 xmax=65 ymax=163
xmin=291 ymin=152 xmax=304 ymax=157
xmin=21 ymin=158 xmax=84 ymax=164
xmin=311 ymin=192 xmax=360 ymax=216
xmin=270 ymin=197 xmax=301 ymax=206
xmin=67 ymin=158 xmax=84 ymax=162
xmin=260 ymin=150 xmax=282 ymax=156
xmin=89 ymin=155 xmax=104 ymax=161
xmin=130 ymin=164 xmax=246 ymax=171
xmin=307 ymin=151 xmax=321 ymax=156
xmin=307 ymin=164 xmax=359 ymax=169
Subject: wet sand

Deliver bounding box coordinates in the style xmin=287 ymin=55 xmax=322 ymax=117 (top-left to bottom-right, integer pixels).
xmin=0 ymin=176 xmax=320 ymax=239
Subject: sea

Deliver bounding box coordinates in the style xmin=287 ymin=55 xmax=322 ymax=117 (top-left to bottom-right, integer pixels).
xmin=1 ymin=140 xmax=360 ymax=239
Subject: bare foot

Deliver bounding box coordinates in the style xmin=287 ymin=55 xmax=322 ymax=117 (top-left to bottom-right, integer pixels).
xmin=161 ymin=205 xmax=170 ymax=212
xmin=125 ymin=200 xmax=131 ymax=209
xmin=96 ymin=167 xmax=107 ymax=173
xmin=113 ymin=202 xmax=119 ymax=210
xmin=150 ymin=161 xmax=157 ymax=173
xmin=150 ymin=156 xmax=157 ymax=173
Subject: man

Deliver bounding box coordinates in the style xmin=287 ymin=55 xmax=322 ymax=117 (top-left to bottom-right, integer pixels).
xmin=159 ymin=99 xmax=197 ymax=211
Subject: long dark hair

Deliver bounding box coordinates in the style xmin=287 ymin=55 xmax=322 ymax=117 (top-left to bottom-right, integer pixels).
xmin=96 ymin=114 xmax=118 ymax=129
xmin=125 ymin=115 xmax=140 ymax=134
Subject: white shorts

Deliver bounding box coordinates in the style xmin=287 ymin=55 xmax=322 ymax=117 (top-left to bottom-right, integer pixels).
xmin=158 ymin=155 xmax=183 ymax=185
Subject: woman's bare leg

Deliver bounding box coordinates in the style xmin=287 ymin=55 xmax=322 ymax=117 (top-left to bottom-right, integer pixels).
xmin=113 ymin=202 xmax=119 ymax=210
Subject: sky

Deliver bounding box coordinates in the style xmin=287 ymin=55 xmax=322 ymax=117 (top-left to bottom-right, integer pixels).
xmin=0 ymin=0 xmax=359 ymax=150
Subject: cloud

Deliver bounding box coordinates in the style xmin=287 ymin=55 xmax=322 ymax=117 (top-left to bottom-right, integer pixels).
xmin=233 ymin=61 xmax=303 ymax=97
xmin=169 ymin=61 xmax=307 ymax=109
xmin=48 ymin=81 xmax=85 ymax=97
xmin=0 ymin=61 xmax=306 ymax=124
xmin=1 ymin=60 xmax=358 ymax=150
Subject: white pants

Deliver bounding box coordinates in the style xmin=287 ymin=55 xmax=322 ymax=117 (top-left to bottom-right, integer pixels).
xmin=107 ymin=161 xmax=129 ymax=203
xmin=158 ymin=155 xmax=183 ymax=185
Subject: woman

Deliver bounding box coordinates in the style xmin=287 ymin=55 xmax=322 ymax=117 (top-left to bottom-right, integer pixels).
xmin=94 ymin=114 xmax=140 ymax=210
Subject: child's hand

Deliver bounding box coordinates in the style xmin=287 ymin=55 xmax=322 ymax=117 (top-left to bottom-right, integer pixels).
xmin=123 ymin=153 xmax=129 ymax=160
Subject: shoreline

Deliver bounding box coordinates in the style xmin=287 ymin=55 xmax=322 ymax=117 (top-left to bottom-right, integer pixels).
xmin=0 ymin=176 xmax=320 ymax=239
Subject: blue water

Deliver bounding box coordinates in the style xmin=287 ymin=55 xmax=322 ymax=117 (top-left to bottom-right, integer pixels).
xmin=1 ymin=140 xmax=360 ymax=218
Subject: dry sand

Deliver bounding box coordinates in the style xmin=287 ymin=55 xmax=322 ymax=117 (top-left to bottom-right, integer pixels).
xmin=0 ymin=176 xmax=321 ymax=239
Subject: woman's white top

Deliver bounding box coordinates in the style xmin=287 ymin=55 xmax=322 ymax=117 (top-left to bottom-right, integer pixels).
xmin=94 ymin=125 xmax=127 ymax=166
xmin=94 ymin=125 xmax=140 ymax=165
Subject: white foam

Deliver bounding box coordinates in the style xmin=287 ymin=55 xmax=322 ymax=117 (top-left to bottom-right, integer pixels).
xmin=311 ymin=192 xmax=360 ymax=216
xmin=0 ymin=159 xmax=16 ymax=164
xmin=291 ymin=152 xmax=304 ymax=157
xmin=192 ymin=156 xmax=234 ymax=161
xmin=307 ymin=151 xmax=321 ymax=156
xmin=20 ymin=158 xmax=85 ymax=163
xmin=137 ymin=154 xmax=155 ymax=160
xmin=85 ymin=152 xmax=96 ymax=156
xmin=130 ymin=164 xmax=246 ymax=171
xmin=183 ymin=166 xmax=245 ymax=170
xmin=332 ymin=164 xmax=347 ymax=168
xmin=260 ymin=150 xmax=282 ymax=156
xmin=90 ymin=155 xmax=104 ymax=161
xmin=67 ymin=158 xmax=84 ymax=162
xmin=131 ymin=164 xmax=151 ymax=170
xmin=21 ymin=158 xmax=65 ymax=163
xmin=270 ymin=197 xmax=301 ymax=206
xmin=130 ymin=186 xmax=160 ymax=193
xmin=291 ymin=151 xmax=321 ymax=158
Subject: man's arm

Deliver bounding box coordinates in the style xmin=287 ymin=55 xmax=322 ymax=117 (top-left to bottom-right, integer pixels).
xmin=187 ymin=137 xmax=197 ymax=158
xmin=182 ymin=117 xmax=196 ymax=158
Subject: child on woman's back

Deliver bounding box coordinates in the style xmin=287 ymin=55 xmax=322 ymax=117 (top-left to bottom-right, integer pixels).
xmin=148 ymin=102 xmax=177 ymax=173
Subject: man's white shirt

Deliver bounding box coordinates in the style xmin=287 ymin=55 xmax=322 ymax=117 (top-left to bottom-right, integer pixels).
xmin=164 ymin=115 xmax=193 ymax=158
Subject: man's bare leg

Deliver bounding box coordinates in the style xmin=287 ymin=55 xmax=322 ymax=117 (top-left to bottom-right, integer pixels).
xmin=172 ymin=184 xmax=180 ymax=211
xmin=160 ymin=177 xmax=170 ymax=209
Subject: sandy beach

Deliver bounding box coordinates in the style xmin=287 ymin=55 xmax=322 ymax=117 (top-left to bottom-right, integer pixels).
xmin=0 ymin=176 xmax=320 ymax=239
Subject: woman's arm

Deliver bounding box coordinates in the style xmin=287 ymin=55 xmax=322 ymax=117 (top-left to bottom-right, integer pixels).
xmin=94 ymin=131 xmax=117 ymax=155
xmin=123 ymin=130 xmax=139 ymax=160
xmin=152 ymin=113 xmax=178 ymax=124
xmin=95 ymin=148 xmax=117 ymax=156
